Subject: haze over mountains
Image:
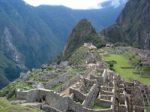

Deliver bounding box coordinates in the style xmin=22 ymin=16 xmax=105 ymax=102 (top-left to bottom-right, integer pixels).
xmin=0 ymin=0 xmax=126 ymax=88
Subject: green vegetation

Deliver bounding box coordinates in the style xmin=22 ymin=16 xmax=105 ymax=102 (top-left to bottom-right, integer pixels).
xmin=93 ymin=103 xmax=110 ymax=109
xmin=145 ymin=105 xmax=150 ymax=112
xmin=0 ymin=52 xmax=20 ymax=88
xmin=0 ymin=0 xmax=123 ymax=88
xmin=51 ymin=83 xmax=63 ymax=91
xmin=104 ymin=54 xmax=150 ymax=84
xmin=69 ymin=45 xmax=101 ymax=65
xmin=143 ymin=67 xmax=150 ymax=72
xmin=68 ymin=66 xmax=86 ymax=76
xmin=69 ymin=46 xmax=89 ymax=65
xmin=0 ymin=97 xmax=41 ymax=112
xmin=124 ymin=51 xmax=140 ymax=65
xmin=101 ymin=0 xmax=150 ymax=49
xmin=145 ymin=101 xmax=150 ymax=112
xmin=0 ymin=81 xmax=32 ymax=97
xmin=0 ymin=0 xmax=125 ymax=89
xmin=95 ymin=69 xmax=103 ymax=76
xmin=64 ymin=19 xmax=105 ymax=59
xmin=106 ymin=60 xmax=117 ymax=71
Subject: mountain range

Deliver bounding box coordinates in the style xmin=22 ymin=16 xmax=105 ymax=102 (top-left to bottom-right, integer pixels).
xmin=101 ymin=0 xmax=150 ymax=49
xmin=0 ymin=0 xmax=126 ymax=88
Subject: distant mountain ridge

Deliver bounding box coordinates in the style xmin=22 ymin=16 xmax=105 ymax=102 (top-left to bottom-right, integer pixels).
xmin=0 ymin=0 xmax=125 ymax=88
xmin=101 ymin=0 xmax=150 ymax=49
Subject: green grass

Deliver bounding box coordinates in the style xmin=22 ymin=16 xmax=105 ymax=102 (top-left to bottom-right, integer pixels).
xmin=93 ymin=103 xmax=110 ymax=109
xmin=124 ymin=51 xmax=140 ymax=65
xmin=0 ymin=97 xmax=42 ymax=112
xmin=104 ymin=54 xmax=150 ymax=84
xmin=67 ymin=67 xmax=85 ymax=76
xmin=143 ymin=67 xmax=150 ymax=72
xmin=69 ymin=46 xmax=101 ymax=65
xmin=146 ymin=105 xmax=150 ymax=112
xmin=0 ymin=81 xmax=32 ymax=97
xmin=69 ymin=46 xmax=89 ymax=65
xmin=51 ymin=83 xmax=62 ymax=91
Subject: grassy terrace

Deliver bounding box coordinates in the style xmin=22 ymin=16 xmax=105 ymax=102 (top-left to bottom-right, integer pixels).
xmin=93 ymin=103 xmax=110 ymax=110
xmin=0 ymin=97 xmax=41 ymax=112
xmin=51 ymin=83 xmax=63 ymax=91
xmin=146 ymin=105 xmax=150 ymax=112
xmin=104 ymin=54 xmax=150 ymax=85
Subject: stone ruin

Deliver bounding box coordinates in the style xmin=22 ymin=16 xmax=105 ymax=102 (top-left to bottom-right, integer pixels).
xmin=14 ymin=69 xmax=149 ymax=112
xmin=84 ymin=43 xmax=97 ymax=50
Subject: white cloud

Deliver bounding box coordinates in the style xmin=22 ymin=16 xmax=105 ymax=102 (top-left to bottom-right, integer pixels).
xmin=111 ymin=0 xmax=127 ymax=8
xmin=111 ymin=0 xmax=120 ymax=7
xmin=23 ymin=0 xmax=126 ymax=9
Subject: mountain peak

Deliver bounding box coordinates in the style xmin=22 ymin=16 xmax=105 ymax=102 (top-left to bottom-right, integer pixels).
xmin=72 ymin=19 xmax=96 ymax=34
xmin=64 ymin=19 xmax=104 ymax=59
xmin=64 ymin=19 xmax=97 ymax=59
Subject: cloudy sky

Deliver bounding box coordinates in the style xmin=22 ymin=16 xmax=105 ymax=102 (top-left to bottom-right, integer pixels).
xmin=23 ymin=0 xmax=126 ymax=9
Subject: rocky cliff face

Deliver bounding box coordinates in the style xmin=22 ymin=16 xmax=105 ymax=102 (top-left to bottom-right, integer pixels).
xmin=1 ymin=27 xmax=26 ymax=69
xmin=64 ymin=19 xmax=103 ymax=59
xmin=101 ymin=0 xmax=150 ymax=49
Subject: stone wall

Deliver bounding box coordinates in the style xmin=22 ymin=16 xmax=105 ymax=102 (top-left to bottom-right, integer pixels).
xmin=83 ymin=83 xmax=100 ymax=108
xmin=79 ymin=78 xmax=95 ymax=94
xmin=46 ymin=92 xmax=69 ymax=112
xmin=42 ymin=105 xmax=62 ymax=112
xmin=26 ymin=89 xmax=49 ymax=102
xmin=68 ymin=97 xmax=113 ymax=112
xmin=95 ymin=99 xmax=112 ymax=107
xmin=16 ymin=90 xmax=28 ymax=100
xmin=69 ymin=88 xmax=86 ymax=102
xmin=119 ymin=105 xmax=127 ymax=112
xmin=15 ymin=69 xmax=148 ymax=112
xmin=57 ymin=75 xmax=81 ymax=92
xmin=45 ymin=74 xmax=70 ymax=89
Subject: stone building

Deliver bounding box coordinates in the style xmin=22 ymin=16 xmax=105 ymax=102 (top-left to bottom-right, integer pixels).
xmin=15 ymin=69 xmax=149 ymax=112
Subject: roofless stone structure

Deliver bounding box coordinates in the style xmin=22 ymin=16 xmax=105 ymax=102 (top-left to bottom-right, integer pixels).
xmin=14 ymin=69 xmax=149 ymax=112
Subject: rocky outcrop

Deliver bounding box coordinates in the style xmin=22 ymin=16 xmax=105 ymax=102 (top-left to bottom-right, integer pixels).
xmin=1 ymin=27 xmax=26 ymax=69
xmin=101 ymin=0 xmax=150 ymax=49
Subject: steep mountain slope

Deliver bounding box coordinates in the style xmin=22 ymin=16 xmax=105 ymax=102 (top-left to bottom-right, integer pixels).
xmin=0 ymin=0 xmax=62 ymax=86
xmin=0 ymin=75 xmax=9 ymax=89
xmin=0 ymin=0 xmax=125 ymax=88
xmin=101 ymin=0 xmax=150 ymax=49
xmin=64 ymin=19 xmax=104 ymax=59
